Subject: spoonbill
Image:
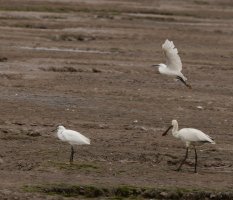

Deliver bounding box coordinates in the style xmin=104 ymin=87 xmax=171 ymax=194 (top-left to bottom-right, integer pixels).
xmin=152 ymin=39 xmax=191 ymax=89
xmin=56 ymin=125 xmax=90 ymax=164
xmin=162 ymin=120 xmax=215 ymax=173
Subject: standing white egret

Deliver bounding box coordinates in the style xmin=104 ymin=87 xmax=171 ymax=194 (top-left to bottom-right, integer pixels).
xmin=56 ymin=125 xmax=90 ymax=164
xmin=152 ymin=39 xmax=191 ymax=89
xmin=162 ymin=120 xmax=215 ymax=173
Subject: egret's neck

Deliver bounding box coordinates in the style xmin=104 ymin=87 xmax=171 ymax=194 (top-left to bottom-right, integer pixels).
xmin=57 ymin=127 xmax=65 ymax=135
xmin=57 ymin=127 xmax=66 ymax=141
xmin=172 ymin=123 xmax=179 ymax=138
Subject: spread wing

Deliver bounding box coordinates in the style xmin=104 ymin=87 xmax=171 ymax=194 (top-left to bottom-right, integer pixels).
xmin=162 ymin=39 xmax=182 ymax=71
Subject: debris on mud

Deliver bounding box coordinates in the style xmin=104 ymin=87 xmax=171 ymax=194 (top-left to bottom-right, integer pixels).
xmin=26 ymin=131 xmax=41 ymax=137
xmin=51 ymin=34 xmax=96 ymax=42
xmin=39 ymin=66 xmax=79 ymax=72
xmin=0 ymin=57 xmax=8 ymax=62
xmin=92 ymin=68 xmax=102 ymax=73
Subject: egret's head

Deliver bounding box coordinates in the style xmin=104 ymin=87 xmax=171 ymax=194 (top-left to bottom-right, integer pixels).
xmin=51 ymin=125 xmax=65 ymax=133
xmin=172 ymin=120 xmax=178 ymax=126
xmin=57 ymin=125 xmax=65 ymax=131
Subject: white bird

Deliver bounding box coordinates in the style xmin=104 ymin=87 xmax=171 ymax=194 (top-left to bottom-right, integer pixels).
xmin=162 ymin=120 xmax=215 ymax=173
xmin=56 ymin=125 xmax=90 ymax=164
xmin=152 ymin=39 xmax=191 ymax=89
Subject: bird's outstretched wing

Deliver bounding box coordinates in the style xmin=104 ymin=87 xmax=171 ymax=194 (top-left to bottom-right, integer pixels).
xmin=162 ymin=39 xmax=182 ymax=71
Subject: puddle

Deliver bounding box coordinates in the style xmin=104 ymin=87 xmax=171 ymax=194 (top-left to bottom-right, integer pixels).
xmin=20 ymin=46 xmax=112 ymax=54
xmin=0 ymin=91 xmax=83 ymax=107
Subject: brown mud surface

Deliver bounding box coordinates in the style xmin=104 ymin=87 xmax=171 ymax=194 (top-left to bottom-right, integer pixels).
xmin=0 ymin=0 xmax=232 ymax=199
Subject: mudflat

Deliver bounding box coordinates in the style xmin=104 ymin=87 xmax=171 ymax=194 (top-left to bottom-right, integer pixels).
xmin=0 ymin=0 xmax=232 ymax=199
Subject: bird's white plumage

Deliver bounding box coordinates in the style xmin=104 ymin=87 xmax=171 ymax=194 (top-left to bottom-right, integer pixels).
xmin=171 ymin=120 xmax=215 ymax=147
xmin=154 ymin=39 xmax=189 ymax=83
xmin=57 ymin=126 xmax=90 ymax=146
xmin=178 ymin=128 xmax=215 ymax=145
xmin=162 ymin=39 xmax=182 ymax=72
xmin=163 ymin=120 xmax=215 ymax=173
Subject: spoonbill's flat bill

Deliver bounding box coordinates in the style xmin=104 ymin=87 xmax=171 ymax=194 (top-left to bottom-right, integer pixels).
xmin=56 ymin=125 xmax=90 ymax=164
xmin=162 ymin=120 xmax=215 ymax=173
xmin=152 ymin=39 xmax=191 ymax=89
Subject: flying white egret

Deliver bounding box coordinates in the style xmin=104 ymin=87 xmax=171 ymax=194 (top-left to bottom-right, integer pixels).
xmin=152 ymin=39 xmax=191 ymax=89
xmin=56 ymin=125 xmax=90 ymax=164
xmin=162 ymin=120 xmax=215 ymax=173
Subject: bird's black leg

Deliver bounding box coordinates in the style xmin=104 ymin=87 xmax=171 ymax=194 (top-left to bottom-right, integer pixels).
xmin=70 ymin=145 xmax=74 ymax=164
xmin=194 ymin=147 xmax=198 ymax=173
xmin=176 ymin=147 xmax=189 ymax=171
xmin=176 ymin=76 xmax=192 ymax=89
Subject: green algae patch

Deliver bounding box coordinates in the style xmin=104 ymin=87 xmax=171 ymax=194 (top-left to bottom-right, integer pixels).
xmin=23 ymin=184 xmax=233 ymax=199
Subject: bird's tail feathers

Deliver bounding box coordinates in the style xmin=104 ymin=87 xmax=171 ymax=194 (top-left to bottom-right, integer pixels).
xmin=210 ymin=138 xmax=216 ymax=144
xmin=201 ymin=138 xmax=215 ymax=144
xmin=79 ymin=134 xmax=91 ymax=145
xmin=207 ymin=135 xmax=216 ymax=144
xmin=84 ymin=137 xmax=91 ymax=145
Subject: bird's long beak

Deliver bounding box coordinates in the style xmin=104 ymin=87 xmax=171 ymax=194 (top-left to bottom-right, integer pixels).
xmin=51 ymin=128 xmax=57 ymax=132
xmin=162 ymin=125 xmax=173 ymax=136
xmin=151 ymin=64 xmax=159 ymax=67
